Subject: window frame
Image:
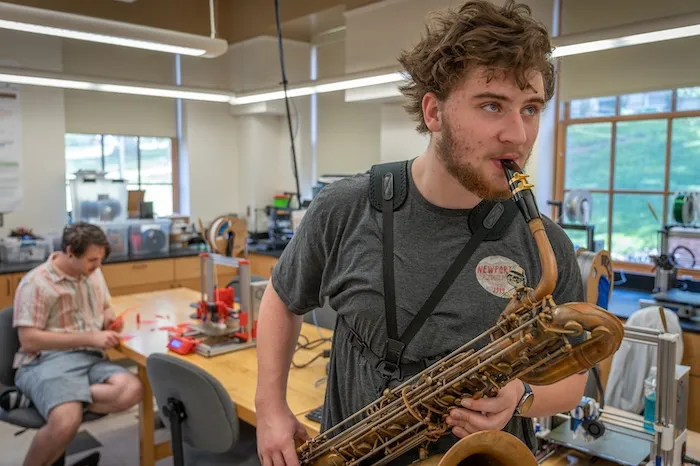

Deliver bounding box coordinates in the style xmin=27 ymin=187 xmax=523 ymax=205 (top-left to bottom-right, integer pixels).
xmin=554 ymin=89 xmax=700 ymax=280
xmin=65 ymin=132 xmax=179 ymax=215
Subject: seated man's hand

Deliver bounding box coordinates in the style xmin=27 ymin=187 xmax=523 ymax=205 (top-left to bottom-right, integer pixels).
xmin=445 ymin=380 xmax=524 ymax=438
xmin=91 ymin=330 xmax=121 ymax=349
xmin=104 ymin=309 xmax=123 ymax=333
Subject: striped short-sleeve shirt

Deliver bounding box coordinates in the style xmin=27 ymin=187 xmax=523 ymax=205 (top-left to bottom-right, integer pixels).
xmin=13 ymin=253 xmax=112 ymax=368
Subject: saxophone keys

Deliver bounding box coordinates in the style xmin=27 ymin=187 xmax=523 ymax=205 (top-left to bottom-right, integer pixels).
xmin=419 ymin=446 xmax=429 ymax=459
xmin=496 ymin=362 xmax=513 ymax=374
xmin=590 ymin=325 xmax=612 ymax=337
xmin=563 ymin=320 xmax=584 ymax=335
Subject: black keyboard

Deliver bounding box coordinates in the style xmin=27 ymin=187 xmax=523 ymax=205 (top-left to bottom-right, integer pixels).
xmin=305 ymin=405 xmax=323 ymax=423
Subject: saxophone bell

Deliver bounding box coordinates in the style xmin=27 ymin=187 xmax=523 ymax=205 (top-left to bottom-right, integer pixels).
xmin=419 ymin=430 xmax=538 ymax=466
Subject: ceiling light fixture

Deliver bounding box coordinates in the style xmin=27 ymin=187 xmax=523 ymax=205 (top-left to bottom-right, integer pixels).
xmin=231 ymin=70 xmax=405 ymax=105
xmin=552 ymin=12 xmax=700 ymax=58
xmin=3 ymin=11 xmax=697 ymax=106
xmin=0 ymin=2 xmax=228 ymax=57
xmin=0 ymin=67 xmax=232 ymax=102
xmin=234 ymin=15 xmax=700 ymax=104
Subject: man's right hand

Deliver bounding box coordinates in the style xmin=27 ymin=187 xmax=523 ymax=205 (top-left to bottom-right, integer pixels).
xmin=256 ymin=402 xmax=310 ymax=466
xmin=91 ymin=330 xmax=121 ymax=349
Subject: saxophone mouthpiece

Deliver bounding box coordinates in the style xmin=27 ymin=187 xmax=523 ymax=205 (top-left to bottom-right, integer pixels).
xmin=501 ymin=158 xmax=522 ymax=176
xmin=502 ymin=159 xmax=540 ymax=223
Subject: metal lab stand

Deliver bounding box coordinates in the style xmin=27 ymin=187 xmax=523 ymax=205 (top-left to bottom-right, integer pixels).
xmin=628 ymin=325 xmax=689 ymax=466
xmin=540 ymin=325 xmax=690 ymax=466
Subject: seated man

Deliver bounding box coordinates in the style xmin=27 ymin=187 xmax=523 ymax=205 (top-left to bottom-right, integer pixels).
xmin=11 ymin=222 xmax=143 ymax=466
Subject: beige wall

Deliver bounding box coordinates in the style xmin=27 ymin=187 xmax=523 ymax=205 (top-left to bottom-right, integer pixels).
xmin=558 ymin=37 xmax=700 ymax=101
xmin=62 ymin=40 xmax=178 ymax=138
xmin=317 ymin=92 xmax=381 ymax=176
xmin=344 ymin=0 xmax=554 ymax=74
xmin=558 ymin=0 xmax=700 ymax=101
xmin=0 ymin=30 xmax=66 ymax=237
xmin=560 ymin=0 xmax=700 ymax=35
xmin=64 ymin=91 xmax=177 ymax=138
xmin=316 ymin=38 xmax=382 ymax=177
xmin=379 ymin=103 xmax=429 ymax=163
xmin=182 ymin=100 xmax=240 ymax=222
xmin=228 ymin=36 xmax=310 ymax=93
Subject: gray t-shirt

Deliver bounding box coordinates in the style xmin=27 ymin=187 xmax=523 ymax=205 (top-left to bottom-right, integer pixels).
xmin=271 ymin=158 xmax=584 ymax=464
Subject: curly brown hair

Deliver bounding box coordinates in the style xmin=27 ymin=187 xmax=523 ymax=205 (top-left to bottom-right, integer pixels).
xmin=397 ymin=0 xmax=555 ymax=134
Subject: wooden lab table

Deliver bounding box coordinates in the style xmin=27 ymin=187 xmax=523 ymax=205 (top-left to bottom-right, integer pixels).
xmin=110 ymin=288 xmax=331 ymax=466
xmin=111 ymin=288 xmax=699 ymax=466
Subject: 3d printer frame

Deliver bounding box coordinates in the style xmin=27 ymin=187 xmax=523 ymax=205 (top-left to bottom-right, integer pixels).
xmin=191 ymin=252 xmax=257 ymax=356
xmin=538 ymin=325 xmax=690 ymax=466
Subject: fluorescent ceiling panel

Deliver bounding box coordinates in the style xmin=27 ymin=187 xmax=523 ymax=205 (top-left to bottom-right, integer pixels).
xmin=2 ymin=11 xmax=698 ymax=105
xmin=552 ymin=12 xmax=700 ymax=58
xmin=553 ymin=24 xmax=700 ymax=57
xmin=0 ymin=68 xmax=232 ymax=102
xmin=231 ymin=71 xmax=405 ymax=105
xmin=0 ymin=2 xmax=228 ymax=57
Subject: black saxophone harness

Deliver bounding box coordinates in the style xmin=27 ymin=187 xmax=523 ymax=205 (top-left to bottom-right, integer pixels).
xmin=343 ymin=160 xmax=519 ymax=386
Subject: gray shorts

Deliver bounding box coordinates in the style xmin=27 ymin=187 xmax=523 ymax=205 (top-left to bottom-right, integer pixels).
xmin=15 ymin=349 xmax=129 ymax=420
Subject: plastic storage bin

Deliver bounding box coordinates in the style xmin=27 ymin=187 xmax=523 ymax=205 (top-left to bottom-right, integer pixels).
xmin=128 ymin=219 xmax=171 ymax=256
xmin=70 ymin=171 xmax=128 ymax=224
xmin=0 ymin=237 xmax=52 ymax=263
xmin=96 ymin=222 xmax=130 ymax=259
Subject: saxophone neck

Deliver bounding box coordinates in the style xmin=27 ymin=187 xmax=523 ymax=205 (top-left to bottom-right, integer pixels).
xmin=501 ymin=160 xmax=558 ymax=305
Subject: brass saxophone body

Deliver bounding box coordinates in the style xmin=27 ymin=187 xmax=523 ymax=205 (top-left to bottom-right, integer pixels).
xmin=296 ymin=160 xmax=624 ymax=466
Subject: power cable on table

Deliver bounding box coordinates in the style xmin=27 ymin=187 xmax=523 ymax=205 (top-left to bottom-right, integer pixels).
xmin=292 ymin=334 xmax=332 ymax=369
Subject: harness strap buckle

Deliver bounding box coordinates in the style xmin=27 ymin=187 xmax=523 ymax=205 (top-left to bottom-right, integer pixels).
xmin=377 ymin=338 xmax=405 ymax=380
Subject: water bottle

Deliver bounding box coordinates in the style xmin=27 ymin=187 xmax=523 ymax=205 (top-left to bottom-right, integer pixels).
xmin=643 ymin=366 xmax=657 ymax=433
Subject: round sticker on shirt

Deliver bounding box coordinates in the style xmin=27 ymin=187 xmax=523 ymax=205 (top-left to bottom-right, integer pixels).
xmin=475 ymin=255 xmax=527 ymax=298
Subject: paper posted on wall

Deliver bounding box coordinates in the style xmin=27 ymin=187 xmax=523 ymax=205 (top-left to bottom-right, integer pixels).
xmin=0 ymin=83 xmax=22 ymax=213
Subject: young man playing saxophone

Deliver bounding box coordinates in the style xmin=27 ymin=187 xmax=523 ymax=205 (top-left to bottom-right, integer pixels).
xmin=255 ymin=1 xmax=588 ymax=465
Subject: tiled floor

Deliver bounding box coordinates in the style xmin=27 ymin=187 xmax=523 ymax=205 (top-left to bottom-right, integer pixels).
xmin=0 ymin=401 xmax=173 ymax=466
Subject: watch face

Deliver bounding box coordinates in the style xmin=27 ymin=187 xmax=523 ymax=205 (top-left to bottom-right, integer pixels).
xmin=520 ymin=393 xmax=534 ymax=415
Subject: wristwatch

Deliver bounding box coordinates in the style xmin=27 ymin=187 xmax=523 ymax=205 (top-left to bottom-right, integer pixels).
xmin=514 ymin=381 xmax=534 ymax=416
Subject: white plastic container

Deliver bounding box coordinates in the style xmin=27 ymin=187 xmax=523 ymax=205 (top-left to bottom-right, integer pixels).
xmin=0 ymin=237 xmax=52 ymax=263
xmin=96 ymin=222 xmax=130 ymax=259
xmin=70 ymin=171 xmax=128 ymax=224
xmin=127 ymin=219 xmax=172 ymax=256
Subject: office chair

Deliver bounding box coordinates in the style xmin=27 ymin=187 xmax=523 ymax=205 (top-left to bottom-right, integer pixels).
xmin=303 ymin=298 xmax=337 ymax=330
xmin=146 ymin=353 xmax=259 ymax=466
xmin=0 ymin=307 xmax=105 ymax=466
